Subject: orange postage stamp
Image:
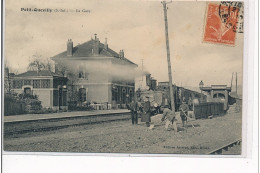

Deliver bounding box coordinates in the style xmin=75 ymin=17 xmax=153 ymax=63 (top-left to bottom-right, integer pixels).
xmin=203 ymin=2 xmax=242 ymax=45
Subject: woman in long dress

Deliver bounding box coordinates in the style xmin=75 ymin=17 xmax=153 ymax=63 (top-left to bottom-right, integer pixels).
xmin=141 ymin=97 xmax=151 ymax=127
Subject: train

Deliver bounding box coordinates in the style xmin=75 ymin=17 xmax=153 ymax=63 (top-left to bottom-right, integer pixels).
xmin=136 ymin=85 xmax=208 ymax=114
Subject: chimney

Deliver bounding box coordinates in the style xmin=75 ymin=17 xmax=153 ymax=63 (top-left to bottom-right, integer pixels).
xmin=93 ymin=34 xmax=100 ymax=54
xmin=104 ymin=38 xmax=108 ymax=50
xmin=119 ymin=50 xmax=124 ymax=58
xmin=146 ymin=74 xmax=151 ymax=88
xmin=67 ymin=39 xmax=73 ymax=56
xmin=121 ymin=49 xmax=124 ymax=58
xmin=150 ymin=78 xmax=157 ymax=91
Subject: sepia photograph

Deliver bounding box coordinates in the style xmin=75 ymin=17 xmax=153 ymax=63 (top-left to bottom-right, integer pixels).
xmin=3 ymin=0 xmax=244 ymax=155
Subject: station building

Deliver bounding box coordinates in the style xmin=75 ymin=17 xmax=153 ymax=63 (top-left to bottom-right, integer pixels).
xmin=11 ymin=70 xmax=68 ymax=110
xmin=51 ymin=35 xmax=137 ymax=109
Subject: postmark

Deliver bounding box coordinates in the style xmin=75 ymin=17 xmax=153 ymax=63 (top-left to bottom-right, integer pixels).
xmin=203 ymin=2 xmax=243 ymax=46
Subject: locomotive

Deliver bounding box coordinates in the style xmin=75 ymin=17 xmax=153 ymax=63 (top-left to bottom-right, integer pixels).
xmin=136 ymin=84 xmax=207 ymax=114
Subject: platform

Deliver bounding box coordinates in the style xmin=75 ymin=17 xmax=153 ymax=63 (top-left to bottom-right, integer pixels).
xmin=4 ymin=109 xmax=130 ymax=123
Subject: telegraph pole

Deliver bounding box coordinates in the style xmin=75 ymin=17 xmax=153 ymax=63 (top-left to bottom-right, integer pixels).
xmin=230 ymin=72 xmax=233 ymax=90
xmin=162 ymin=0 xmax=175 ymax=113
xmin=236 ymin=72 xmax=238 ymax=96
xmin=142 ymin=59 xmax=144 ymax=81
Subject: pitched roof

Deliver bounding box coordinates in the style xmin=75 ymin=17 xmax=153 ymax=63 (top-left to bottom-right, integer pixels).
xmin=51 ymin=39 xmax=137 ymax=66
xmin=15 ymin=70 xmax=63 ymax=78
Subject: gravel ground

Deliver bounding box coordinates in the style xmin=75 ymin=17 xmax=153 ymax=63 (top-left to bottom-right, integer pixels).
xmin=4 ymin=106 xmax=242 ymax=154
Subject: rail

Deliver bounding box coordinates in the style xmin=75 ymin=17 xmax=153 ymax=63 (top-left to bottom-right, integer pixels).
xmin=4 ymin=112 xmax=131 ymax=136
xmin=207 ymin=138 xmax=242 ymax=154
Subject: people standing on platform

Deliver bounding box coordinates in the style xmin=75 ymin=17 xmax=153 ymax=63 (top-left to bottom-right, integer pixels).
xmin=179 ymin=100 xmax=189 ymax=128
xmin=161 ymin=106 xmax=177 ymax=131
xmin=129 ymin=100 xmax=138 ymax=125
xmin=141 ymin=96 xmax=151 ymax=127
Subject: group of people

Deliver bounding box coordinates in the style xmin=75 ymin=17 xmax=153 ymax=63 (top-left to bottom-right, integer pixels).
xmin=128 ymin=96 xmax=151 ymax=127
xmin=128 ymin=96 xmax=190 ymax=132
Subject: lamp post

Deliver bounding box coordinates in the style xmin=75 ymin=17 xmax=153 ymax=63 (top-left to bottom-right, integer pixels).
xmin=199 ymin=80 xmax=204 ymax=92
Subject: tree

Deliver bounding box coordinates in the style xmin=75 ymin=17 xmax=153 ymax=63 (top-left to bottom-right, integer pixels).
xmin=28 ymin=54 xmax=45 ymax=72
xmin=28 ymin=53 xmax=54 ymax=72
xmin=4 ymin=61 xmax=19 ymax=93
xmin=4 ymin=65 xmax=12 ymax=93
xmin=44 ymin=58 xmax=54 ymax=72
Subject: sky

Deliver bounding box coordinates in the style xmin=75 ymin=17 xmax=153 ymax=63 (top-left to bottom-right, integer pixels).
xmin=4 ymin=0 xmax=243 ymax=89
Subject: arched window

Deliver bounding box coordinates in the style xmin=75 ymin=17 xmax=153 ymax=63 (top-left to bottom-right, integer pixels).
xmin=122 ymin=88 xmax=126 ymax=104
xmin=129 ymin=89 xmax=133 ymax=102
xmin=79 ymin=88 xmax=86 ymax=102
xmin=218 ymin=93 xmax=225 ymax=99
xmin=213 ymin=93 xmax=225 ymax=100
xmin=112 ymin=87 xmax=118 ymax=102
xmin=24 ymin=87 xmax=32 ymax=95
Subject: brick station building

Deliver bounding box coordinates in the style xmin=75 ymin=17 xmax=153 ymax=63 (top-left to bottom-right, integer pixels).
xmin=51 ymin=35 xmax=137 ymax=109
xmin=11 ymin=70 xmax=68 ymax=110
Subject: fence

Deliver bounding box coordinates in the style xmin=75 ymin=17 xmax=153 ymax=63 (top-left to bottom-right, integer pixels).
xmin=4 ymin=100 xmax=26 ymax=116
xmin=194 ymin=102 xmax=224 ymax=119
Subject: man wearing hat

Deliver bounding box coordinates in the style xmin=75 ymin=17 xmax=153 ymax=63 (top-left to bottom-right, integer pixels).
xmin=179 ymin=100 xmax=189 ymax=128
xmin=129 ymin=100 xmax=138 ymax=125
xmin=161 ymin=106 xmax=177 ymax=131
xmin=141 ymin=96 xmax=151 ymax=127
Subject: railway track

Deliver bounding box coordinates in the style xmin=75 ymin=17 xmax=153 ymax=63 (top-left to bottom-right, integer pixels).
xmin=207 ymin=139 xmax=242 ymax=155
xmin=4 ymin=112 xmax=131 ymax=136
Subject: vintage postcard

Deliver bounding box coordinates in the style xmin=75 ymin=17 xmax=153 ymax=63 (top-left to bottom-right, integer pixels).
xmin=3 ymin=0 xmax=244 ymax=155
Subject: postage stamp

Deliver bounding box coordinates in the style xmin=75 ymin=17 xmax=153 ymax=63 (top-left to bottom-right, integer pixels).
xmin=203 ymin=2 xmax=242 ymax=45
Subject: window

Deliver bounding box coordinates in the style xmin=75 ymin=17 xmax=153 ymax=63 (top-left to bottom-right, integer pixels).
xmin=24 ymin=87 xmax=32 ymax=95
xmin=41 ymin=79 xmax=50 ymax=88
xmin=122 ymin=88 xmax=126 ymax=104
xmin=112 ymin=87 xmax=118 ymax=101
xmin=24 ymin=80 xmax=31 ymax=85
xmin=33 ymin=80 xmax=41 ymax=88
xmin=79 ymin=88 xmax=86 ymax=102
xmin=79 ymin=71 xmax=88 ymax=79
xmin=213 ymin=93 xmax=225 ymax=100
xmin=79 ymin=71 xmax=84 ymax=78
xmin=129 ymin=90 xmax=133 ymax=102
xmin=13 ymin=80 xmax=23 ymax=89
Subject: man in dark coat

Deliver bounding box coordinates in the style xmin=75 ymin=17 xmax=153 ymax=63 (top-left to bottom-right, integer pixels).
xmin=141 ymin=97 xmax=151 ymax=127
xmin=129 ymin=100 xmax=138 ymax=125
xmin=179 ymin=101 xmax=189 ymax=127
